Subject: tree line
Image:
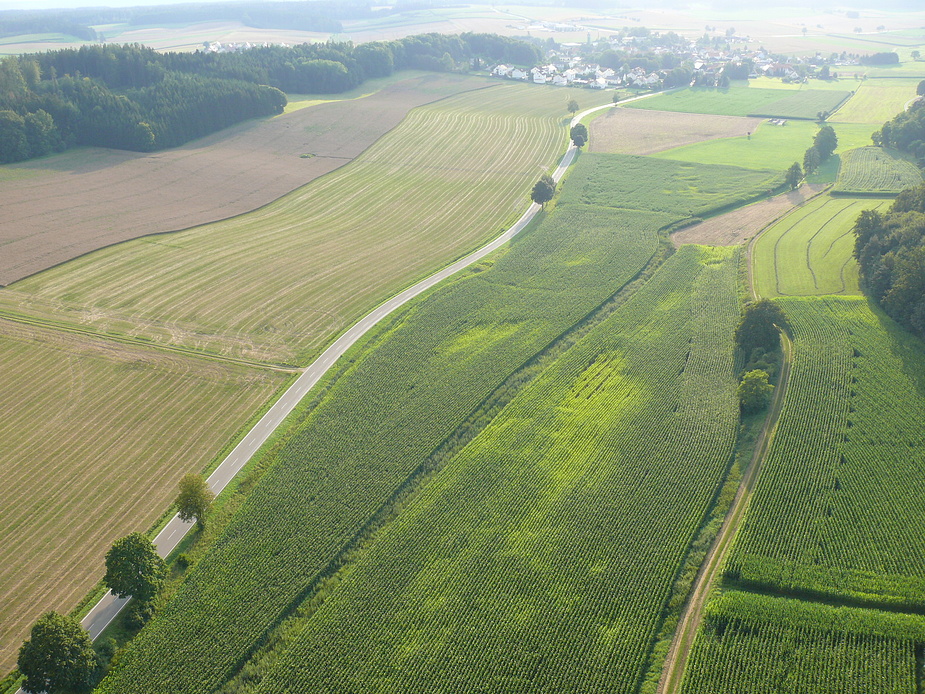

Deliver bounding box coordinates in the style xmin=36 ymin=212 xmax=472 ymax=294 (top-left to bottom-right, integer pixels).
xmin=872 ymin=89 xmax=925 ymax=161
xmin=0 ymin=33 xmax=541 ymax=164
xmin=853 ymin=185 xmax=925 ymax=340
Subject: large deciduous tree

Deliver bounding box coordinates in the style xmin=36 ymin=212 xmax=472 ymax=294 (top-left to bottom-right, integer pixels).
xmin=18 ymin=612 xmax=97 ymax=694
xmin=175 ymin=473 xmax=215 ymax=529
xmin=530 ymin=174 xmax=556 ymax=207
xmin=566 ymin=98 xmax=579 ymax=115
xmin=813 ymin=124 xmax=838 ymax=160
xmin=570 ymin=122 xmax=588 ymax=148
xmin=104 ymin=532 xmax=166 ymax=605
xmin=785 ymin=161 xmax=803 ymax=189
xmin=735 ymin=299 xmax=788 ymax=356
xmin=738 ymin=369 xmax=774 ymax=413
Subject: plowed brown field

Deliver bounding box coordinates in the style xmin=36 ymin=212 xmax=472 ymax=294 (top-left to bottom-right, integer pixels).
xmin=0 ymin=73 xmax=488 ymax=286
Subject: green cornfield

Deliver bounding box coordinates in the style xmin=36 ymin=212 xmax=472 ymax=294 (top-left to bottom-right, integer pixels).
xmin=250 ymin=245 xmax=741 ymax=693
xmin=681 ymin=591 xmax=924 ymax=694
xmin=725 ymin=297 xmax=925 ymax=607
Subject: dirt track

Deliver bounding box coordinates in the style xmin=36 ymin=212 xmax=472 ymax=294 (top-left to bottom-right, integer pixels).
xmin=0 ymin=74 xmax=489 ymax=286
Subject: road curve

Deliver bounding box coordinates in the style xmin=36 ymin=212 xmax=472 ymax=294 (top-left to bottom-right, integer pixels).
xmin=15 ymin=91 xmax=665 ymax=685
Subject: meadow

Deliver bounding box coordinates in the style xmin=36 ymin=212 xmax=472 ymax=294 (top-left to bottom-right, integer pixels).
xmin=832 ymin=146 xmax=924 ymax=195
xmin=653 ymin=119 xmax=877 ymax=174
xmin=247 ymin=244 xmax=740 ymax=693
xmin=681 ymin=591 xmax=925 ymax=694
xmin=0 ymin=319 xmax=289 ymax=672
xmin=725 ymin=297 xmax=925 ymax=608
xmin=624 ymin=86 xmax=851 ymax=120
xmin=831 ymin=79 xmax=922 ymax=125
xmin=94 ymin=151 xmax=775 ymax=694
xmin=751 ymin=195 xmax=888 ymax=298
xmin=0 ymin=84 xmax=614 ymax=366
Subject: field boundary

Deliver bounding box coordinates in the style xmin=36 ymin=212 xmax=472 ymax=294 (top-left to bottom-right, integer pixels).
xmin=657 ymin=329 xmax=793 ymax=694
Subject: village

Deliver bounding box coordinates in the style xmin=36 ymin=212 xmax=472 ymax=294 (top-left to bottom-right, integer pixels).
xmin=488 ymin=25 xmax=866 ymax=90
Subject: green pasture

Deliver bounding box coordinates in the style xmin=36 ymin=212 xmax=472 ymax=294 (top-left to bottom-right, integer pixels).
xmin=625 ymin=86 xmax=851 ymax=120
xmin=831 ymin=79 xmax=921 ymax=124
xmin=249 ymin=245 xmax=740 ymax=693
xmin=560 ymin=152 xmax=782 ymax=219
xmin=834 ymin=146 xmax=924 ymax=194
xmin=654 ymin=120 xmax=876 ymax=174
xmin=682 ymin=591 xmax=924 ymax=694
xmin=0 ymin=321 xmax=287 ymax=672
xmin=860 ymin=63 xmax=925 ymax=78
xmin=752 ymin=194 xmax=886 ymax=298
xmin=95 ymin=158 xmax=677 ymax=694
xmin=0 ymin=82 xmax=613 ymax=367
xmin=726 ymin=297 xmax=925 ymax=608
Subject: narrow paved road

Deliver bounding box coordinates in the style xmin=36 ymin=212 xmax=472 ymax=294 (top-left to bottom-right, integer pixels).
xmin=13 ymin=92 xmax=668 ymax=692
xmin=42 ymin=90 xmax=663 ymax=658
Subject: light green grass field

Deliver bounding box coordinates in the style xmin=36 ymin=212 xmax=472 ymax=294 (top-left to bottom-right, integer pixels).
xmin=0 ymin=319 xmax=288 ymax=672
xmin=0 ymin=83 xmax=613 ymax=367
xmin=625 ymin=86 xmax=851 ymax=120
xmin=752 ymin=194 xmax=887 ymax=298
xmin=653 ymin=120 xmax=876 ymax=174
xmin=831 ymin=79 xmax=920 ymax=124
xmin=833 ymin=146 xmax=924 ymax=194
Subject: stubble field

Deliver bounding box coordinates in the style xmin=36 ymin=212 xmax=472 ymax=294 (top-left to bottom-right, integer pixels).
xmin=0 ymin=73 xmax=489 ymax=286
xmin=589 ymin=108 xmax=763 ymax=156
xmin=0 ymin=318 xmax=289 ymax=671
xmin=0 ymin=83 xmax=612 ymax=366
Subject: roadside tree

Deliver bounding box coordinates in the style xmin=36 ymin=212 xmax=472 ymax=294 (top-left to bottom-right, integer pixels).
xmin=566 ymin=98 xmax=579 ymax=115
xmin=18 ymin=612 xmax=96 ymax=694
xmin=104 ymin=532 xmax=166 ymax=605
xmin=530 ymin=174 xmax=556 ymax=208
xmin=175 ymin=473 xmax=215 ymax=529
xmin=570 ymin=123 xmax=588 ymax=148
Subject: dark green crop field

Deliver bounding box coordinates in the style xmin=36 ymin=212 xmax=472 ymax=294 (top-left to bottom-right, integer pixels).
xmin=726 ymin=297 xmax=925 ymax=608
xmin=251 ymin=245 xmax=740 ymax=693
xmin=682 ymin=591 xmax=925 ymax=694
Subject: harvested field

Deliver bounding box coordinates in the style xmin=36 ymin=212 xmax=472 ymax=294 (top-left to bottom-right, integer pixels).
xmin=0 ymin=318 xmax=288 ymax=671
xmin=671 ymin=183 xmax=828 ymax=247
xmin=0 ymin=83 xmax=610 ymax=366
xmin=589 ymin=108 xmax=763 ymax=155
xmin=0 ymin=72 xmax=489 ymax=286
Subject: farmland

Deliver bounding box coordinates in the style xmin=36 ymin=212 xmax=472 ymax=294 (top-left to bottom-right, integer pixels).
xmin=681 ymin=591 xmax=925 ymax=694
xmin=559 ymin=153 xmax=783 ymax=220
xmin=672 ymin=184 xmax=826 ymax=247
xmin=589 ymin=109 xmax=762 ymax=156
xmin=624 ymin=86 xmax=851 ymax=120
xmin=751 ymin=195 xmax=888 ymax=298
xmin=833 ymin=146 xmax=924 ymax=195
xmin=830 ymin=79 xmax=922 ymax=124
xmin=653 ymin=119 xmax=876 ymax=174
xmin=0 ymin=318 xmax=289 ymax=671
xmin=0 ymin=73 xmax=490 ymax=286
xmin=0 ymin=83 xmax=615 ymax=366
xmin=93 ymin=151 xmax=774 ymax=693
xmin=245 ymin=244 xmax=740 ymax=693
xmin=725 ymin=297 xmax=925 ymax=607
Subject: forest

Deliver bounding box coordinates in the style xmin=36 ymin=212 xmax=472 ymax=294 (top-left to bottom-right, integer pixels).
xmin=0 ymin=33 xmax=541 ymax=164
xmin=853 ymin=185 xmax=925 ymax=339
